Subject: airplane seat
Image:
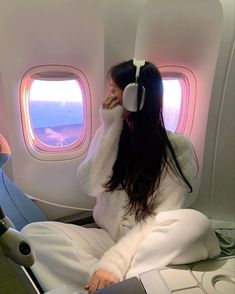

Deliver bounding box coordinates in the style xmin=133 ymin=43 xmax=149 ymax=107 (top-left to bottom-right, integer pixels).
xmin=0 ymin=134 xmax=47 ymax=231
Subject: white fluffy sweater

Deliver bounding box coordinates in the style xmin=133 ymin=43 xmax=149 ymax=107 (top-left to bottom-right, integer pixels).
xmin=77 ymin=105 xmax=196 ymax=281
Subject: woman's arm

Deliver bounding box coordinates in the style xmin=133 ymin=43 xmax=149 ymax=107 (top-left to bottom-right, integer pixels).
xmin=93 ymin=216 xmax=155 ymax=281
xmin=77 ymin=105 xmax=123 ymax=196
xmin=86 ymin=218 xmax=155 ymax=292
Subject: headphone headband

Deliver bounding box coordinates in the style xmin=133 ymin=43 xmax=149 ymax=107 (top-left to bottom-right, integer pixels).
xmin=133 ymin=58 xmax=145 ymax=82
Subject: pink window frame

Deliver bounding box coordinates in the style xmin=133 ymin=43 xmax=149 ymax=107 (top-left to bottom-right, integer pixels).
xmin=20 ymin=65 xmax=91 ymax=160
xmin=160 ymin=66 xmax=197 ymax=135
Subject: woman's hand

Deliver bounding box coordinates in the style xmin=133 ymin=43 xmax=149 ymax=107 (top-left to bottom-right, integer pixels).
xmin=103 ymin=96 xmax=120 ymax=110
xmin=85 ymin=268 xmax=118 ymax=293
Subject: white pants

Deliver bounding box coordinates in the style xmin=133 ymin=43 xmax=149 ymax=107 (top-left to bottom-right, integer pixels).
xmin=22 ymin=209 xmax=220 ymax=293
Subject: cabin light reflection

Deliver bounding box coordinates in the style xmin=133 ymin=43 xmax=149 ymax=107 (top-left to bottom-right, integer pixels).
xmin=29 ymin=80 xmax=84 ymax=149
xmin=162 ymin=79 xmax=182 ymax=132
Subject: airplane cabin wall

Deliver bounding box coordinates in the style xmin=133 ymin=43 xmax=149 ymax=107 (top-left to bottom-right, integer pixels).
xmin=99 ymin=0 xmax=146 ymax=72
xmin=0 ymin=0 xmax=234 ymax=222
xmin=202 ymin=41 xmax=234 ymax=221
xmin=0 ymin=0 xmax=104 ymax=219
xmin=193 ymin=0 xmax=235 ymax=221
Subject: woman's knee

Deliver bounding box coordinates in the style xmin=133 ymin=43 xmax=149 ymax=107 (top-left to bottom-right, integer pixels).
xmin=156 ymin=209 xmax=220 ymax=253
xmin=156 ymin=209 xmax=211 ymax=238
xmin=172 ymin=209 xmax=220 ymax=260
xmin=177 ymin=209 xmax=212 ymax=237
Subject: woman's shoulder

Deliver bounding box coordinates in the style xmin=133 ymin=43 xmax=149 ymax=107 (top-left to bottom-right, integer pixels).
xmin=167 ymin=132 xmax=192 ymax=146
xmin=167 ymin=132 xmax=194 ymax=156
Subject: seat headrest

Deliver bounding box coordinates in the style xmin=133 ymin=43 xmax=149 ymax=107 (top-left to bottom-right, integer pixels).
xmin=0 ymin=135 xmax=11 ymax=167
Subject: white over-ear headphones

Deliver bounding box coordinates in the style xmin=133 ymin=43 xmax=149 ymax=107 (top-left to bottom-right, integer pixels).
xmin=122 ymin=58 xmax=146 ymax=112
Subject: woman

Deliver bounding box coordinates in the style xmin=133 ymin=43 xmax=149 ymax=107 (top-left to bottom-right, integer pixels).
xmin=22 ymin=60 xmax=220 ymax=293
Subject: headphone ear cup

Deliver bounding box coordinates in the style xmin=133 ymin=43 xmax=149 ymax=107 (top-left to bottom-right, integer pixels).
xmin=123 ymin=83 xmax=146 ymax=112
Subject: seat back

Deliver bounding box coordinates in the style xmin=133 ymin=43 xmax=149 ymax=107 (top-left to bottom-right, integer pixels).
xmin=0 ymin=169 xmax=47 ymax=230
xmin=0 ymin=135 xmax=46 ymax=230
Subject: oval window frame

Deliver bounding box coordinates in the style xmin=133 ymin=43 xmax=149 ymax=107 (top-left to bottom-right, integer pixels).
xmin=160 ymin=66 xmax=197 ymax=135
xmin=20 ymin=65 xmax=92 ymax=161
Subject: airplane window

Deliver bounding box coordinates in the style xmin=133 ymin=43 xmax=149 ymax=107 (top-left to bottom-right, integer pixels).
xmin=20 ymin=66 xmax=90 ymax=156
xmin=162 ymin=79 xmax=182 ymax=132
xmin=29 ymin=80 xmax=83 ymax=149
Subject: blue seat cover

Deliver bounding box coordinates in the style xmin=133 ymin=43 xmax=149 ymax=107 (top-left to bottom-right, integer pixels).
xmin=0 ymin=168 xmax=47 ymax=230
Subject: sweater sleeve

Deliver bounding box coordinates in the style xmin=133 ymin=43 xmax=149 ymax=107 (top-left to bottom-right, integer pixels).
xmin=77 ymin=105 xmax=124 ymax=196
xmin=93 ymin=134 xmax=196 ymax=280
xmin=94 ymin=216 xmax=155 ymax=281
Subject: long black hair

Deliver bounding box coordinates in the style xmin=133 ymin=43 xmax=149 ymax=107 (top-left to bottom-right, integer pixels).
xmin=104 ymin=60 xmax=193 ymax=221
